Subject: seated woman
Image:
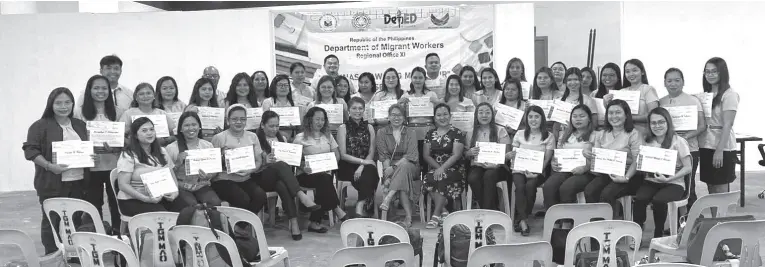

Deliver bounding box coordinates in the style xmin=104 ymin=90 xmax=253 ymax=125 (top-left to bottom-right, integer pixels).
xmin=165 ymin=112 xmax=221 ymax=207
xmin=293 ymin=107 xmax=349 ymax=233
xmin=376 ymin=104 xmax=419 ymax=225
xmin=634 ymin=107 xmax=692 ymax=238
xmin=337 ymin=97 xmax=380 ymax=217
xmin=116 ymin=117 xmax=186 ymax=216
xmin=464 ymin=102 xmax=512 ymax=210
xmin=256 ymin=110 xmax=321 ymax=240
xmin=423 ymin=103 xmax=466 ymax=229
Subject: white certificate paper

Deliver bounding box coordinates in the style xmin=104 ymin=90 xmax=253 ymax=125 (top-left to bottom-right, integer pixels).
xmin=494 ymin=104 xmax=524 ymax=130
xmin=167 ymin=112 xmax=182 ymax=135
xmin=512 ymin=148 xmax=545 ymax=173
xmin=593 ymin=98 xmax=607 ymax=121
xmin=140 ymin=168 xmax=178 ymax=198
xmin=611 ymin=90 xmax=641 ymax=114
xmin=549 ymin=100 xmax=575 ymax=124
xmin=554 ymin=149 xmax=587 ymax=172
xmin=224 ymin=146 xmax=257 ymax=174
xmin=52 ymin=140 xmax=95 ymax=168
xmin=272 ymin=141 xmax=303 ymax=167
xmin=372 ymin=100 xmax=398 ymax=119
xmin=185 ymin=148 xmax=223 ymax=176
xmin=528 ymin=99 xmax=554 ymax=117
xmin=245 ymin=108 xmax=264 ymax=130
xmin=407 ymin=97 xmax=434 ymax=117
xmin=450 ymin=112 xmax=474 ymax=133
xmin=316 ymin=104 xmax=344 ymax=124
xmin=305 ymin=152 xmax=338 ymax=174
xmin=665 ymin=106 xmax=698 ymax=131
xmin=637 ymin=145 xmax=678 ymax=176
xmin=592 ymin=148 xmax=628 ymax=177
xmin=131 ymin=115 xmax=170 ymax=138
xmin=271 ymin=107 xmax=301 ymax=126
xmin=694 ymin=92 xmax=713 ymax=118
xmin=197 ymin=107 xmax=225 ymax=130
xmin=475 ymin=142 xmax=507 ymax=165
xmin=87 ymin=121 xmax=125 ymax=147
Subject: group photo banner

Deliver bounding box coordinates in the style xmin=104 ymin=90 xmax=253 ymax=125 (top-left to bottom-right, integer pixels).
xmin=271 ymin=5 xmax=495 ymax=89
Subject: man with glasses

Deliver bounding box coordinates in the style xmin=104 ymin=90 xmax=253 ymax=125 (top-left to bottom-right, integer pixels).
xmin=203 ymin=66 xmax=227 ymax=104
xmin=310 ymin=54 xmax=356 ymax=94
xmin=77 ymin=55 xmax=133 ymax=108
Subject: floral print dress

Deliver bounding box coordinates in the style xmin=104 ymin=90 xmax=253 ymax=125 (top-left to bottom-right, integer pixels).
xmin=423 ymin=126 xmax=466 ymax=199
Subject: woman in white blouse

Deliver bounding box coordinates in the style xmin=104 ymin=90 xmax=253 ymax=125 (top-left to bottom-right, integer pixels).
xmin=464 ymin=102 xmax=512 ymax=210
xmin=155 ymin=76 xmax=187 ymax=113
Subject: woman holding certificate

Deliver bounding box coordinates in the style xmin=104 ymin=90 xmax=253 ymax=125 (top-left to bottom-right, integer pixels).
xmin=376 ymin=104 xmax=419 ymax=225
xmin=119 ymin=83 xmax=177 ymax=145
xmin=24 ymin=87 xmax=93 ymax=255
xmin=498 ymin=78 xmax=529 ymax=138
xmin=262 ymin=74 xmax=301 ymax=141
xmin=634 ymin=107 xmax=692 ymax=239
xmin=155 ymin=76 xmax=187 ymax=113
xmin=507 ymin=105 xmax=555 ymax=236
xmin=166 ymin=112 xmax=221 ymax=207
xmin=185 ymin=78 xmax=224 ymax=141
xmin=423 ymin=104 xmax=466 ymax=229
xmin=444 ymin=75 xmax=476 ymax=112
xmin=337 ymin=97 xmax=380 ymax=218
xmin=474 ymin=68 xmax=503 ymax=105
xmin=293 ymin=107 xmax=350 ymax=232
xmin=505 ymin=58 xmax=532 ymax=100
xmin=371 ymin=68 xmax=406 ymax=126
xmin=308 ymin=75 xmax=349 ymax=133
xmin=399 ymin=67 xmax=440 ymax=177
xmin=591 ymin=63 xmax=623 ymax=127
xmin=225 ymin=72 xmax=262 ymax=108
xmin=545 ymin=104 xmax=596 ymax=207
xmin=465 ymin=102 xmax=512 ymax=210
xmin=561 ymin=68 xmax=599 ymax=127
xmin=603 ymin=59 xmax=659 ymax=137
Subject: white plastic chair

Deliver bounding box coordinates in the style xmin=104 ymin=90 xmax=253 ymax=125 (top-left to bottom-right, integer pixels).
xmin=337 ymin=180 xmax=380 ymax=218
xmin=443 ymin=209 xmax=513 ymax=267
xmin=340 ymin=218 xmax=410 ymax=247
xmin=639 ymin=264 xmax=703 ymax=267
xmin=619 ymin=195 xmax=633 ymax=221
xmin=260 ymin=191 xmax=279 ymax=226
xmin=300 ymin=186 xmax=335 ymax=227
xmin=216 ymin=206 xmax=290 ymax=267
xmin=110 ymin=169 xmax=133 ymax=238
xmin=42 ymin=197 xmax=107 ymax=259
xmin=466 ymin=241 xmax=554 ymax=267
xmin=169 ymin=225 xmax=243 ymax=267
xmin=699 ymin=220 xmax=765 ymax=267
xmin=665 ymin=174 xmax=692 ymax=236
xmin=330 ymin=243 xmax=416 ymax=267
xmin=465 ymin=181 xmax=515 ymax=218
xmin=542 ymin=203 xmax=612 ymax=242
xmin=563 ymin=220 xmax=642 ymax=267
xmin=0 ymin=229 xmax=45 ymax=267
xmin=127 ymin=212 xmax=178 ymax=267
xmin=71 ymin=232 xmax=140 ymax=267
xmin=648 ymin=191 xmax=740 ymax=261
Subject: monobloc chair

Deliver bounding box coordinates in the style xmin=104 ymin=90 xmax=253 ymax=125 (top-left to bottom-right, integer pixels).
xmin=110 ymin=169 xmax=133 ymax=238
xmin=127 ymin=212 xmax=178 ymax=267
xmin=442 ymin=209 xmax=513 ymax=267
xmin=330 ymin=243 xmax=416 ymax=267
xmin=542 ymin=203 xmax=612 ymax=244
xmin=71 ymin=232 xmax=140 ymax=267
xmin=340 ymin=218 xmax=410 ymax=247
xmin=563 ymin=220 xmax=642 ymax=267
xmin=0 ymin=229 xmax=68 ymax=267
xmin=217 ymin=206 xmax=291 ymax=267
xmin=466 ymin=242 xmax=554 ymax=267
xmin=169 ymin=225 xmax=243 ymax=267
xmin=639 ymin=264 xmax=703 ymax=267
xmin=464 ymin=181 xmax=515 ymax=218
xmin=699 ymin=220 xmax=765 ymax=267
xmin=42 ymin=197 xmax=107 ymax=259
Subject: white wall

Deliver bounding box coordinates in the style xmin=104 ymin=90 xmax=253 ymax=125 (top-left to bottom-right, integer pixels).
xmin=622 ymin=1 xmax=764 ymax=171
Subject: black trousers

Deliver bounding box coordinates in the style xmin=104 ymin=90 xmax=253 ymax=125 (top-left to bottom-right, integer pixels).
xmin=254 ymin=162 xmax=302 ymax=219
xmin=687 ymin=151 xmax=700 ymax=210
xmin=297 ymin=172 xmax=340 ymax=223
xmin=212 ymin=178 xmax=267 ymax=214
xmin=85 ymin=170 xmax=121 ymax=231
xmin=511 ymin=173 xmax=546 ymax=220
xmin=584 ymin=173 xmax=644 ymax=218
xmin=467 ymin=166 xmax=509 ymax=210
xmin=117 ymin=197 xmax=187 ymax=216
xmin=337 ymin=161 xmax=380 ymax=203
xmin=177 ymin=186 xmax=222 ymax=207
xmin=633 ymin=181 xmax=684 ymax=237
xmin=39 ymin=180 xmax=85 ymax=255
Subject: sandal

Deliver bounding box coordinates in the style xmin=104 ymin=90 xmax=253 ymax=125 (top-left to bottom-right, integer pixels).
xmin=379 ymin=202 xmax=389 ymax=212
xmin=425 ymin=215 xmax=440 ymax=229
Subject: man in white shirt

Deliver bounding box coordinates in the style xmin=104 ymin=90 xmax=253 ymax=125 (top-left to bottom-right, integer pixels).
xmin=309 ymin=54 xmax=356 ymax=94
xmin=425 ymin=53 xmax=447 ymax=99
xmin=77 ymin=55 xmax=133 ymax=108
xmin=203 ymin=66 xmax=228 ymax=102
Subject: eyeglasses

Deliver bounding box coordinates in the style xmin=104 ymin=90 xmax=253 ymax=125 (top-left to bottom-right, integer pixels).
xmin=385 ymin=76 xmax=398 ymax=81
xmin=704 ymin=70 xmax=719 ymax=76
xmin=277 ymin=83 xmax=290 ymax=89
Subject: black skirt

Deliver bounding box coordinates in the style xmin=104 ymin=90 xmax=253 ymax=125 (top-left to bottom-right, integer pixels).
xmin=699 ymin=148 xmax=737 ymax=185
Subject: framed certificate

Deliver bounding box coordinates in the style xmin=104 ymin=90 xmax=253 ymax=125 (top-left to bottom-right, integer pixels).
xmin=592 ymin=148 xmax=628 ymax=177
xmin=185 ymin=148 xmax=223 ymax=175
xmin=224 ymin=146 xmax=257 ymax=174
xmin=140 ymin=168 xmax=178 ymax=198
xmin=637 ymin=146 xmax=677 ymax=176
xmin=197 ymin=107 xmax=225 ymax=130
xmin=87 ymin=121 xmax=125 ymax=147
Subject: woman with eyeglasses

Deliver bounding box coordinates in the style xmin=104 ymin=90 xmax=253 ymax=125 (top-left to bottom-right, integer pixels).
xmin=603 ymin=59 xmax=659 ymax=137
xmin=155 ymin=76 xmax=187 ymax=113
xmin=337 ymin=97 xmax=380 ymax=218
xmin=308 ymin=75 xmax=349 ymax=133
xmin=262 ymin=74 xmax=301 ymax=141
xmin=464 ymin=102 xmax=512 ymax=210
xmin=185 ymin=78 xmax=224 ymax=141
xmin=560 ymin=68 xmax=600 ymax=129
xmin=376 ymin=104 xmax=418 ymax=226
xmin=371 ymin=68 xmax=407 ymax=126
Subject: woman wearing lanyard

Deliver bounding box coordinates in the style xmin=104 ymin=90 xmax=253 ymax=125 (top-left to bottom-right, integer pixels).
xmin=337 ymin=97 xmax=380 ymax=218
xmin=251 ymin=71 xmax=271 ymax=107
xmin=185 ymin=78 xmax=224 ymax=141
xmin=459 ymin=66 xmax=480 ymax=103
xmin=119 ymin=83 xmax=176 ymax=146
xmin=499 ymin=78 xmax=529 ymax=139
xmin=699 ymin=57 xmax=739 ymax=195
xmin=262 ymin=74 xmax=301 ymax=141
xmin=474 ymin=68 xmax=503 ymax=105
xmin=165 ymin=112 xmax=221 ymax=207
xmin=75 ymin=75 xmax=125 ymax=234
xmin=155 ymin=76 xmax=187 ymax=113
xmin=505 ymin=58 xmax=532 ymax=100
xmin=423 ymin=104 xmax=466 ymax=229
xmin=546 ymin=104 xmax=597 ymax=208
xmin=604 ymin=59 xmax=659 ymax=137
xmin=444 ymin=74 xmax=476 ymax=113
xmin=591 ymin=63 xmax=622 ymax=127
xmin=351 ymin=72 xmax=376 ymax=104
xmin=400 ymin=67 xmax=440 ymax=180
xmin=24 ymin=87 xmax=93 ymax=255
xmin=371 ymin=68 xmax=407 ymax=127
xmin=225 ymin=72 xmax=260 ymax=108
xmin=376 ymin=104 xmax=418 ymax=226
xmin=290 ymin=62 xmax=314 ymax=100
xmin=464 ymin=102 xmax=512 ymax=210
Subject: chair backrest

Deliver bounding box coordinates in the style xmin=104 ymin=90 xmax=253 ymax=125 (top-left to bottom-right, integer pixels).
xmin=340 ymin=218 xmax=410 ymax=247
xmin=700 ymin=220 xmax=765 ymax=267
xmin=443 ymin=209 xmax=513 ymax=266
xmin=71 ymin=232 xmax=140 ymax=267
xmin=330 ymin=243 xmax=416 ymax=267
xmin=467 ymin=242 xmax=554 ymax=267
xmin=109 ymin=169 xmax=127 ymax=217
xmin=42 ymin=197 xmax=106 ymax=258
xmin=215 ymin=206 xmax=270 ymax=255
xmin=169 ymin=225 xmax=243 ymax=267
xmin=639 ymin=264 xmax=704 ymax=267
xmin=128 ymin=212 xmax=179 ymax=267
xmin=542 ymin=203 xmax=613 ymax=241
xmin=0 ymin=229 xmax=41 ymax=267
xmin=678 ymin=191 xmax=740 ymax=247
xmin=563 ymin=220 xmax=642 ymax=267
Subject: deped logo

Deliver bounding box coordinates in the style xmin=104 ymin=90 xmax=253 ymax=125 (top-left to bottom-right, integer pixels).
xmin=384 ymin=11 xmax=417 ymax=27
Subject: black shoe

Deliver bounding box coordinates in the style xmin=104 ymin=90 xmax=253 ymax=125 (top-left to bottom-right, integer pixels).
xmin=535 ymin=211 xmax=546 ymax=217
xmin=307 ymin=226 xmax=328 ymax=233
xmin=305 ymin=204 xmax=322 ymax=212
xmin=514 ymin=221 xmax=521 ymax=233
xmin=292 ymin=233 xmax=303 ymax=241
xmin=339 ymin=214 xmax=351 ymax=222
xmin=521 ymin=225 xmax=531 ymax=237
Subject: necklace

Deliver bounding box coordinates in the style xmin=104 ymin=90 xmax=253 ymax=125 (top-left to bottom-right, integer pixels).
xmin=229 ymin=130 xmax=245 ymax=145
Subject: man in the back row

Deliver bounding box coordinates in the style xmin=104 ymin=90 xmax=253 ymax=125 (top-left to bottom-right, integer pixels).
xmin=77 ymin=55 xmax=133 ymax=108
xmin=203 ymin=66 xmax=228 ymax=102
xmin=310 ymin=54 xmax=356 ymax=94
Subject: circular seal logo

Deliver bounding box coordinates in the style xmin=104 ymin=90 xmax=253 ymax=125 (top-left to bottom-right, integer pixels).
xmin=318 ymin=14 xmax=338 ymax=32
xmin=351 ymin=12 xmax=371 ymax=30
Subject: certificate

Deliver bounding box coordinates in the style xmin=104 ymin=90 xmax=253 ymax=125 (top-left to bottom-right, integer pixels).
xmin=197 ymin=107 xmax=225 ymax=130
xmin=450 ymin=112 xmax=474 ymax=133
xmin=140 ymin=168 xmax=178 ymax=198
xmin=475 ymin=142 xmax=507 ymax=165
xmin=521 ymin=82 xmax=531 ymax=100
xmin=87 ymin=121 xmax=125 ymax=147
xmin=549 ymin=100 xmax=575 ymax=124
xmin=637 ymin=145 xmax=678 ymax=176
xmin=52 ymin=140 xmax=94 ymax=168
xmin=131 ymin=115 xmax=170 ymax=138
xmin=512 ymin=148 xmax=545 ymax=173
xmin=245 ymin=108 xmax=264 ymax=130
xmin=665 ymin=106 xmax=698 ymax=131
xmin=611 ymin=90 xmax=641 ymax=114
xmin=316 ymin=104 xmax=344 ymax=124
xmin=528 ymin=99 xmax=554 ymax=117
xmin=167 ymin=112 xmax=182 ymax=135
xmin=695 ymin=92 xmax=713 ymax=118
xmin=372 ymin=100 xmax=398 ymax=119
xmin=185 ymin=148 xmax=223 ymax=176
xmin=593 ymin=98 xmax=607 ymax=120
xmin=494 ymin=104 xmax=524 ymax=130
xmin=407 ymin=97 xmax=434 ymax=117
xmin=554 ymin=149 xmax=586 ymax=172
xmin=592 ymin=148 xmax=628 ymax=177
xmin=305 ymin=153 xmax=338 ymax=174
xmin=272 ymin=141 xmax=303 ymax=166
xmin=270 ymin=107 xmax=301 ymax=126
xmin=224 ymin=146 xmax=257 ymax=174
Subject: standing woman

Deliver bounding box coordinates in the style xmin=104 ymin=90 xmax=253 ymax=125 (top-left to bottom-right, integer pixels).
xmin=506 ymin=58 xmax=532 ymax=99
xmin=444 ymin=74 xmax=476 ymax=112
xmin=464 ymin=102 xmax=512 ymax=210
xmin=371 ymin=68 xmax=407 ymax=125
xmin=351 ymin=72 xmax=377 ymax=104
xmin=290 ymin=62 xmax=314 ymax=100
xmin=474 ymin=68 xmax=503 ymax=105
xmin=310 ymin=75 xmax=349 ymax=133
xmin=293 ymin=107 xmax=350 ymax=232
xmin=422 ymin=104 xmax=466 ymax=229
xmin=251 ymin=71 xmax=271 ymax=107
xmin=210 ymin=105 xmax=267 ymax=215
xmin=225 ymin=72 xmax=260 ymax=108
xmin=165 ymin=112 xmax=221 ymax=207
xmin=581 ymin=67 xmax=598 ymax=97
xmin=376 ymin=104 xmax=419 ymax=225
xmin=262 ymin=74 xmax=300 ymax=141
xmin=531 ymin=67 xmax=562 ymax=100
xmin=699 ymin=57 xmax=739 ymax=194
xmin=551 ymin=62 xmax=567 ymax=92
xmin=460 ymin=66 xmax=480 ymax=103
xmin=546 ymin=105 xmax=597 ymax=207
xmin=24 ymin=87 xmax=92 ymax=255
xmin=185 ymin=78 xmax=223 ymax=141
xmin=499 ymin=78 xmax=529 ymax=138
xmin=400 ymin=67 xmax=440 ymax=177
xmin=155 ymin=76 xmax=187 ymax=113
xmin=561 ymin=68 xmax=600 ymax=127
xmin=604 ymin=59 xmax=659 ymax=137
xmin=335 ymin=76 xmax=352 ymax=104
xmin=337 ymin=97 xmax=380 ymax=217
xmin=119 ymin=83 xmax=176 ymax=145
xmin=592 ymin=63 xmax=623 ymax=127
xmin=74 ymin=75 xmax=125 ymax=233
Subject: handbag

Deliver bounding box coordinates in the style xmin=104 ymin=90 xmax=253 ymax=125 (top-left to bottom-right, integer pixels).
xmin=686 ymin=215 xmax=755 ymax=264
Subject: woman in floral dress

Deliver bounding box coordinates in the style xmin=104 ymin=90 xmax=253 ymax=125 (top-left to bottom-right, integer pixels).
xmin=423 ymin=103 xmax=466 ymax=228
